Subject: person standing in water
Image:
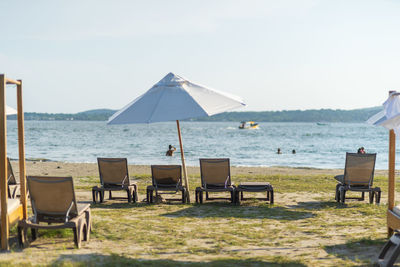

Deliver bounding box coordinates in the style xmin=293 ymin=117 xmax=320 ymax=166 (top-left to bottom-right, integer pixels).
xmin=166 ymin=145 xmax=176 ymax=156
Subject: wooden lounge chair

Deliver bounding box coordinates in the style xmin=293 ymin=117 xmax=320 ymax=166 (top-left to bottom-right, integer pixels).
xmin=195 ymin=158 xmax=235 ymax=204
xmin=147 ymin=165 xmax=187 ymax=203
xmin=17 ymin=176 xmax=91 ymax=248
xmin=334 ymin=153 xmax=381 ymax=204
xmin=7 ymin=158 xmax=20 ymax=199
xmin=92 ymin=158 xmax=138 ymax=203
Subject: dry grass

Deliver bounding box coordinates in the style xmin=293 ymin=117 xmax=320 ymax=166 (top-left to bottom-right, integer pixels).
xmin=0 ymin=169 xmax=396 ymax=266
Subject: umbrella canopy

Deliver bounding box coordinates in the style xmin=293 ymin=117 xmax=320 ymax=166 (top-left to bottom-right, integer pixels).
xmin=367 ymin=91 xmax=400 ymax=134
xmin=108 ymin=72 xmax=245 ymax=124
xmin=6 ymin=105 xmax=17 ymax=115
xmin=108 ymin=72 xmax=246 ymax=202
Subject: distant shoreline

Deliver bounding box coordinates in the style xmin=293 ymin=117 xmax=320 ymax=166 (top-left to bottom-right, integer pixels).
xmin=6 ymin=106 xmax=381 ymax=122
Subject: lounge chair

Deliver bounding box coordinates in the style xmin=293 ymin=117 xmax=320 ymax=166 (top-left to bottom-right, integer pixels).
xmin=334 ymin=153 xmax=381 ymax=204
xmin=195 ymin=158 xmax=235 ymax=204
xmin=92 ymin=158 xmax=138 ymax=203
xmin=7 ymin=158 xmax=20 ymax=199
xmin=17 ymin=176 xmax=91 ymax=248
xmin=147 ymin=165 xmax=187 ymax=203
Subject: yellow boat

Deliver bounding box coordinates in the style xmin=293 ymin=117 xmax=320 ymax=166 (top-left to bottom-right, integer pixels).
xmin=239 ymin=121 xmax=259 ymax=129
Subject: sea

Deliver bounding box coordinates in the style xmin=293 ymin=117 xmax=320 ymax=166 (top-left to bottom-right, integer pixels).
xmin=4 ymin=120 xmax=396 ymax=169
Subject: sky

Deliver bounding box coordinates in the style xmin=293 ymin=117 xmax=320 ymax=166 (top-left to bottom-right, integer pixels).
xmin=1 ymin=0 xmax=400 ymax=113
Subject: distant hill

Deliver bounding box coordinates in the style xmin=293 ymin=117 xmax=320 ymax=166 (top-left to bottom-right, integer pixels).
xmin=7 ymin=107 xmax=382 ymax=122
xmin=192 ymin=106 xmax=382 ymax=123
xmin=8 ymin=109 xmax=117 ymax=121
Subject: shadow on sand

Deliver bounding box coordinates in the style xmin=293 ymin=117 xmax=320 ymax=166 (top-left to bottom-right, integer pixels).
xmin=161 ymin=202 xmax=315 ymax=220
xmin=323 ymin=237 xmax=386 ymax=265
xmin=52 ymin=253 xmax=307 ymax=267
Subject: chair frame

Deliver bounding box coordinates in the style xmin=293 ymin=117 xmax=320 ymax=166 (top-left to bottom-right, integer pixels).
xmin=195 ymin=158 xmax=235 ymax=204
xmin=147 ymin=165 xmax=187 ymax=204
xmin=7 ymin=158 xmax=20 ymax=199
xmin=335 ymin=153 xmax=381 ymax=204
xmin=235 ymin=182 xmax=274 ymax=205
xmin=17 ymin=176 xmax=91 ymax=248
xmin=92 ymin=158 xmax=137 ymax=204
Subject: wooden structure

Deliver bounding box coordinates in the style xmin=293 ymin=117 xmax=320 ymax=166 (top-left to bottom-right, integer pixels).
xmin=0 ymin=74 xmax=27 ymax=250
xmin=385 ymin=91 xmax=400 ymax=236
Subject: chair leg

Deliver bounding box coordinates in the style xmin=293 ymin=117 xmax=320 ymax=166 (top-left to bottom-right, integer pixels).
xmin=235 ymin=191 xmax=241 ymax=205
xmin=195 ymin=190 xmax=199 ymax=203
xmin=31 ymin=228 xmax=37 ymax=241
xmin=369 ymin=191 xmax=374 ymax=204
xmin=270 ymin=190 xmax=274 ymax=204
xmin=149 ymin=190 xmax=154 ymax=203
xmin=199 ymin=191 xmax=203 ymax=204
xmin=132 ymin=190 xmax=137 ymax=203
xmin=17 ymin=226 xmax=24 ymax=248
xmin=361 ymin=191 xmax=365 ymax=201
xmin=241 ymin=191 xmax=244 ymax=200
xmin=378 ymin=232 xmax=400 ymax=267
xmin=127 ymin=189 xmax=132 ymax=203
xmin=182 ymin=189 xmax=186 ymax=204
xmin=100 ymin=190 xmax=104 ymax=203
xmin=230 ymin=191 xmax=234 ymax=203
xmin=92 ymin=189 xmax=97 ymax=203
xmin=109 ymin=191 xmax=112 ymax=199
xmin=340 ymin=187 xmax=346 ymax=203
xmin=335 ymin=184 xmax=340 ymax=202
xmin=206 ymin=192 xmax=209 ymax=200
xmin=376 ymin=190 xmax=382 ymax=204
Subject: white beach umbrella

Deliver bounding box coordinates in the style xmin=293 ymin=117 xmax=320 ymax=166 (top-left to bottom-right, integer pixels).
xmin=6 ymin=105 xmax=17 ymax=115
xmin=367 ymin=91 xmax=400 ymax=134
xmin=108 ymin=72 xmax=246 ymax=202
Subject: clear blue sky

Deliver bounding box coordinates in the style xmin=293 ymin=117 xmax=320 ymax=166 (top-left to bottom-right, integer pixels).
xmin=1 ymin=0 xmax=399 ymax=113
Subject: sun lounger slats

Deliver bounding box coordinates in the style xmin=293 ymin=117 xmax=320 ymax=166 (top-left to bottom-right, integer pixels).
xmin=147 ymin=165 xmax=187 ymax=203
xmin=334 ymin=153 xmax=381 ymax=204
xmin=93 ymin=158 xmax=137 ymax=203
xmin=18 ymin=176 xmax=91 ymax=248
xmin=196 ymin=158 xmax=235 ymax=204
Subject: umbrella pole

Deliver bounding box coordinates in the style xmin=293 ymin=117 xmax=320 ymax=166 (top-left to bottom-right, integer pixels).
xmin=176 ymin=120 xmax=190 ymax=203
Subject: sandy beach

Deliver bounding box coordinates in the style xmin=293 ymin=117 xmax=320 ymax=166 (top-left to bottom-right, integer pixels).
xmin=18 ymin=160 xmax=390 ymax=178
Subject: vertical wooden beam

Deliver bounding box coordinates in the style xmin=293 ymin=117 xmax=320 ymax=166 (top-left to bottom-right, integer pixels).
xmin=0 ymin=75 xmax=9 ymax=250
xmin=388 ymin=90 xmax=397 ymax=236
xmin=176 ymin=120 xmax=190 ymax=203
xmin=17 ymin=80 xmax=27 ymax=219
xmin=389 ymin=129 xmax=396 ymax=210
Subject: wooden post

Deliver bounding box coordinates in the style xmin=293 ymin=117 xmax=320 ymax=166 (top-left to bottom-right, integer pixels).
xmin=388 ymin=90 xmax=396 ymax=236
xmin=176 ymin=120 xmax=190 ymax=203
xmin=0 ymin=75 xmax=9 ymax=250
xmin=389 ymin=129 xmax=396 ymax=212
xmin=17 ymin=80 xmax=27 ymax=219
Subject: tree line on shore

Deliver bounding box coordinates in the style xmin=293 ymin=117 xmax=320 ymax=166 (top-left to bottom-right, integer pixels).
xmin=7 ymin=107 xmax=381 ymax=123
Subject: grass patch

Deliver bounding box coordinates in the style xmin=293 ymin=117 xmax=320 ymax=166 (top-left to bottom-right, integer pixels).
xmin=2 ymin=171 xmax=393 ymax=266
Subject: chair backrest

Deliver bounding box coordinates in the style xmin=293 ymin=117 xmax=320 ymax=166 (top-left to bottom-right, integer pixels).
xmin=151 ymin=165 xmax=182 ymax=188
xmin=7 ymin=157 xmax=18 ymax=185
xmin=27 ymin=176 xmax=78 ymax=222
xmin=97 ymin=158 xmax=129 ymax=186
xmin=199 ymin=158 xmax=231 ymax=188
xmin=344 ymin=153 xmax=376 ymax=186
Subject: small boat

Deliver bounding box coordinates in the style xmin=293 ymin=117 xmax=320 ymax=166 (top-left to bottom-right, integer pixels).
xmin=239 ymin=121 xmax=259 ymax=129
xmin=316 ymin=122 xmax=328 ymax=126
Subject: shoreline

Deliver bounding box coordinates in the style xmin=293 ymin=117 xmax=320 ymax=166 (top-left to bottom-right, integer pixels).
xmin=11 ymin=160 xmax=390 ymax=178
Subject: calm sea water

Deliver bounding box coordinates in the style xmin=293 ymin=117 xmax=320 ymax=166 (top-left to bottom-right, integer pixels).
xmin=4 ymin=120 xmax=396 ymax=169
